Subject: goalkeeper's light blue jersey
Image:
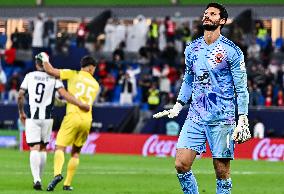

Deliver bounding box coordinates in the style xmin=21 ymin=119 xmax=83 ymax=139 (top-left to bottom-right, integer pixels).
xmin=178 ymin=35 xmax=249 ymax=125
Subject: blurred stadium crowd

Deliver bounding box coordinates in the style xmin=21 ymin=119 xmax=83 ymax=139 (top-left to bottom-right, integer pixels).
xmin=0 ymin=12 xmax=284 ymax=111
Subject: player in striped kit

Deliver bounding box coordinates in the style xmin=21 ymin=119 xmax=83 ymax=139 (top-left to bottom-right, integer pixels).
xmin=18 ymin=54 xmax=90 ymax=190
xmin=153 ymin=3 xmax=251 ymax=194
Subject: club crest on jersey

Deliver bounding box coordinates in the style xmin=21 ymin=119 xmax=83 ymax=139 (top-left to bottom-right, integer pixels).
xmin=215 ymin=53 xmax=224 ymax=63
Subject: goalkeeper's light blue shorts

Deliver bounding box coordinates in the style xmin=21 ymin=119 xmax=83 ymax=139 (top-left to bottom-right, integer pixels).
xmin=176 ymin=119 xmax=235 ymax=159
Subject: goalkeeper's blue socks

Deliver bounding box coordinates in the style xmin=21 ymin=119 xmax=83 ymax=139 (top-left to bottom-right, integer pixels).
xmin=177 ymin=170 xmax=199 ymax=194
xmin=216 ymin=178 xmax=232 ymax=194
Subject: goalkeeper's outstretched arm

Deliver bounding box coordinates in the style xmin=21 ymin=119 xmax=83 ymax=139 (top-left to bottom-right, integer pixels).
xmin=39 ymin=52 xmax=61 ymax=78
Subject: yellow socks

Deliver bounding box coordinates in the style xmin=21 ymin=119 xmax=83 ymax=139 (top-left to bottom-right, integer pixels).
xmin=64 ymin=157 xmax=79 ymax=186
xmin=54 ymin=150 xmax=65 ymax=176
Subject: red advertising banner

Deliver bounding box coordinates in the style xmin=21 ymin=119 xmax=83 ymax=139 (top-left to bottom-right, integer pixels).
xmin=20 ymin=132 xmax=284 ymax=161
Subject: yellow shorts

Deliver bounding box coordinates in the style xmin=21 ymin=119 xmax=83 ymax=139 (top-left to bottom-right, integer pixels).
xmin=56 ymin=113 xmax=92 ymax=147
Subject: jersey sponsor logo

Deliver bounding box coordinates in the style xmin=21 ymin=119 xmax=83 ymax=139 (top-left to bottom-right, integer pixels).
xmin=215 ymin=53 xmax=224 ymax=63
xmin=252 ymin=138 xmax=284 ymax=161
xmin=142 ymin=135 xmax=177 ymax=157
xmin=191 ymin=55 xmax=198 ymax=64
xmin=197 ymin=70 xmax=211 ymax=85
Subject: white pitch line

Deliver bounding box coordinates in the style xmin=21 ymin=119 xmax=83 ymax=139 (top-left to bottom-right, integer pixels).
xmin=1 ymin=170 xmax=284 ymax=175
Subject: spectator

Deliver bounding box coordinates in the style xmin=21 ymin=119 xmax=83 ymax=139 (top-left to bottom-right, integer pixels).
xmin=113 ymin=41 xmax=125 ymax=61
xmin=264 ymin=86 xmax=273 ymax=106
xmin=114 ymin=20 xmax=126 ymax=52
xmin=76 ymin=17 xmax=88 ymax=48
xmin=7 ymin=73 xmax=21 ymax=103
xmin=32 ymin=14 xmax=44 ymax=49
xmin=4 ymin=47 xmax=16 ymax=65
xmin=275 ymin=89 xmax=284 ymax=106
xmin=158 ymin=20 xmax=167 ymax=51
xmin=180 ymin=22 xmax=192 ymax=51
xmin=0 ymin=64 xmax=7 ymax=100
xmin=147 ymin=82 xmax=160 ymax=110
xmin=11 ymin=28 xmax=20 ymax=49
xmin=119 ymin=73 xmax=134 ymax=105
xmin=247 ymin=38 xmax=261 ymax=60
xmin=101 ymin=73 xmax=116 ymax=102
xmin=56 ymin=28 xmax=69 ymax=54
xmin=164 ymin=16 xmax=176 ymax=43
xmin=147 ymin=19 xmax=159 ymax=47
xmin=126 ymin=65 xmax=140 ymax=97
xmin=43 ymin=15 xmax=55 ymax=49
xmin=161 ymin=42 xmax=178 ymax=65
xmin=0 ymin=31 xmax=7 ymax=49
xmin=249 ymin=82 xmax=264 ymax=106
xmin=97 ymin=59 xmax=108 ymax=79
xmin=103 ymin=18 xmax=116 ymax=52
xmin=139 ymin=74 xmax=152 ymax=103
xmin=158 ymin=64 xmax=171 ymax=104
xmin=253 ymin=118 xmax=265 ymax=139
xmin=127 ymin=15 xmax=148 ymax=52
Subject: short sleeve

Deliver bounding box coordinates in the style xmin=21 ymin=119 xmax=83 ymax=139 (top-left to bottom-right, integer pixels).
xmin=60 ymin=69 xmax=77 ymax=80
xmin=20 ymin=74 xmax=29 ymax=90
xmin=55 ymin=79 xmax=64 ymax=89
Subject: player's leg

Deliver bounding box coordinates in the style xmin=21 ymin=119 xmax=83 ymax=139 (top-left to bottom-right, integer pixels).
xmin=175 ymin=149 xmax=198 ymax=194
xmin=39 ymin=119 xmax=53 ymax=179
xmin=47 ymin=114 xmax=77 ymax=191
xmin=63 ymin=118 xmax=91 ymax=190
xmin=175 ymin=120 xmax=207 ymax=194
xmin=25 ymin=119 xmax=42 ymax=190
xmin=53 ymin=114 xmax=78 ymax=177
xmin=213 ymin=158 xmax=232 ymax=194
xmin=46 ymin=145 xmax=65 ymax=191
xmin=63 ymin=145 xmax=81 ymax=191
xmin=39 ymin=144 xmax=47 ymax=180
xmin=205 ymin=124 xmax=235 ymax=194
xmin=29 ymin=143 xmax=42 ymax=190
xmin=53 ymin=146 xmax=66 ymax=176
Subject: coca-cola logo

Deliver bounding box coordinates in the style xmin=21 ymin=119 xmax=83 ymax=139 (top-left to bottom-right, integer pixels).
xmin=253 ymin=139 xmax=284 ymax=161
xmin=142 ymin=135 xmax=177 ymax=157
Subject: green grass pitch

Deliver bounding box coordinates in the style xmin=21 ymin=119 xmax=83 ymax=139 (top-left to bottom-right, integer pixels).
xmin=0 ymin=148 xmax=283 ymax=194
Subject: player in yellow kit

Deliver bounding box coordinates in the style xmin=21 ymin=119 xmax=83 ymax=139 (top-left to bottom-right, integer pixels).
xmin=38 ymin=52 xmax=99 ymax=191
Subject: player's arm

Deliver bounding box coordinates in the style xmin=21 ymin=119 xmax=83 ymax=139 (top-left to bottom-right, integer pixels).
xmin=57 ymin=87 xmax=90 ymax=112
xmin=230 ymin=48 xmax=250 ymax=143
xmin=230 ymin=50 xmax=249 ymax=116
xmin=17 ymin=75 xmax=29 ymax=125
xmin=153 ymin=46 xmax=193 ymax=119
xmin=17 ymin=89 xmax=27 ymax=125
xmin=39 ymin=52 xmax=60 ymax=78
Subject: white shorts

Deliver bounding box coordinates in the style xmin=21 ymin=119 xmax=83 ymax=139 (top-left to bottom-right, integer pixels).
xmin=25 ymin=119 xmax=53 ymax=145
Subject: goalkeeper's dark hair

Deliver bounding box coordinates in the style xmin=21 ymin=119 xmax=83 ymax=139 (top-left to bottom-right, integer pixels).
xmin=80 ymin=56 xmax=97 ymax=68
xmin=206 ymin=3 xmax=228 ymax=28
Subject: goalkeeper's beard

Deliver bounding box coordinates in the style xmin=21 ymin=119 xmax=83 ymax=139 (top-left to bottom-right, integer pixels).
xmin=202 ymin=23 xmax=219 ymax=31
xmin=202 ymin=19 xmax=221 ymax=31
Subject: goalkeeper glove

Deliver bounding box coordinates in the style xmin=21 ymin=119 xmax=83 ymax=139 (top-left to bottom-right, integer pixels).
xmin=232 ymin=115 xmax=251 ymax=144
xmin=153 ymin=102 xmax=183 ymax=119
xmin=38 ymin=52 xmax=49 ymax=63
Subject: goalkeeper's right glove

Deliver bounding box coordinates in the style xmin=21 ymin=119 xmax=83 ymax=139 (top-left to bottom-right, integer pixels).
xmin=38 ymin=52 xmax=49 ymax=63
xmin=232 ymin=115 xmax=251 ymax=144
xmin=153 ymin=102 xmax=183 ymax=119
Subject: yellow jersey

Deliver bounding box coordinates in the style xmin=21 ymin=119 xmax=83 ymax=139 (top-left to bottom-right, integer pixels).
xmin=60 ymin=69 xmax=99 ymax=120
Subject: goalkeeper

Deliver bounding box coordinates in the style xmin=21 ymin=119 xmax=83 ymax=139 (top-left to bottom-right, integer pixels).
xmin=153 ymin=3 xmax=250 ymax=194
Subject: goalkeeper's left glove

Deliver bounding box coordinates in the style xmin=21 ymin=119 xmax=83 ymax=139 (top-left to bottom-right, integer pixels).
xmin=232 ymin=115 xmax=251 ymax=144
xmin=153 ymin=102 xmax=183 ymax=119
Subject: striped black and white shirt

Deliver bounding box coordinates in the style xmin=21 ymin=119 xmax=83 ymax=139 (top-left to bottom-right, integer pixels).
xmin=20 ymin=71 xmax=64 ymax=119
